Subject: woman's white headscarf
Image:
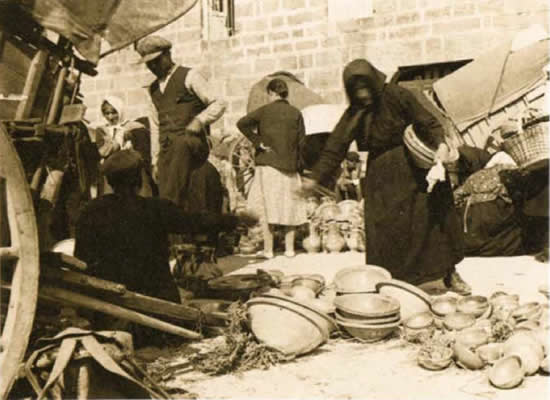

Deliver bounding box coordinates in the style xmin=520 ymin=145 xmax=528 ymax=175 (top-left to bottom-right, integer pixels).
xmin=101 ymin=95 xmax=130 ymax=148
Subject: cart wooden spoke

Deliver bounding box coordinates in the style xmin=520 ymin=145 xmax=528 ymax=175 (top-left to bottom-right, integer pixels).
xmin=0 ymin=122 xmax=40 ymax=400
xmin=229 ymin=135 xmax=256 ymax=199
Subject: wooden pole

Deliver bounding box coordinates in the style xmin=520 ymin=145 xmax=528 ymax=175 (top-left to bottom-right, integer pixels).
xmin=39 ymin=285 xmax=202 ymax=340
xmin=15 ymin=50 xmax=48 ymax=119
xmin=40 ymin=266 xmax=206 ymax=322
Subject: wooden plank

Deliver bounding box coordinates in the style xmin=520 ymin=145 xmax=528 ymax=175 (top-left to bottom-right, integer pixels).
xmin=41 ymin=251 xmax=87 ymax=272
xmin=0 ymin=246 xmax=18 ymax=260
xmin=0 ymin=176 xmax=9 ymax=247
xmin=40 ymin=266 xmax=203 ymax=322
xmin=39 ymin=285 xmax=202 ymax=340
xmin=41 ymin=266 xmax=126 ymax=295
xmin=15 ymin=50 xmax=48 ymax=119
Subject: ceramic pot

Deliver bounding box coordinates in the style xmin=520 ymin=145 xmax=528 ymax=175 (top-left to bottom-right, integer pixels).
xmin=324 ymin=221 xmax=346 ymax=253
xmin=345 ymin=228 xmax=363 ymax=252
xmin=306 ymin=196 xmax=320 ymax=217
xmin=303 ymin=223 xmax=322 ymax=253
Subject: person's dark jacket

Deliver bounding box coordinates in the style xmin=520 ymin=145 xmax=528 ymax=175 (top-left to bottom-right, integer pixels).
xmin=237 ymin=99 xmax=306 ymax=173
xmin=312 ymin=59 xmax=445 ymax=187
xmin=74 ymin=194 xmax=239 ymax=302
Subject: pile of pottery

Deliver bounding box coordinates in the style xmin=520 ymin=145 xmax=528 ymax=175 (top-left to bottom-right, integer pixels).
xmin=302 ymin=197 xmax=365 ymax=253
xmin=246 ymin=271 xmax=337 ymax=355
xmin=333 ymin=293 xmax=401 ymax=342
xmin=415 ymin=290 xmax=550 ymax=391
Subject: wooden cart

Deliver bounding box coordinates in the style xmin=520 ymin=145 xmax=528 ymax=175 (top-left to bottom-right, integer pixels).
xmin=0 ymin=2 xmax=203 ymax=398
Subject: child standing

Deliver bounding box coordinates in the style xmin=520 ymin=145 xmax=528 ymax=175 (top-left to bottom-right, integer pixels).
xmin=237 ymin=79 xmax=307 ymax=258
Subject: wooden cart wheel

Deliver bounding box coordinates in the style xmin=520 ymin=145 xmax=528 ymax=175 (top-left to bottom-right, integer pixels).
xmin=229 ymin=135 xmax=256 ymax=199
xmin=0 ymin=122 xmax=40 ymax=400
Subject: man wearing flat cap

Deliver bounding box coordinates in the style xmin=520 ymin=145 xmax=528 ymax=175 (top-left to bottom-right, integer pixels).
xmin=74 ymin=150 xmax=256 ymax=305
xmin=136 ymin=35 xmax=226 ymax=208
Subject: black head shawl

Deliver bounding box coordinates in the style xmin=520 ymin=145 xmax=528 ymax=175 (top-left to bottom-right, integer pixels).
xmin=330 ymin=59 xmax=387 ymax=148
xmin=343 ymin=59 xmax=387 ymax=106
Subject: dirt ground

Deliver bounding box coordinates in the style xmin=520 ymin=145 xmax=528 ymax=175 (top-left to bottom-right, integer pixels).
xmin=142 ymin=252 xmax=550 ymax=400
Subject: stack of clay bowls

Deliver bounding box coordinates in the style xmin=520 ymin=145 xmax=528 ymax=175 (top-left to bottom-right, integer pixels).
xmin=333 ymin=293 xmax=400 ymax=342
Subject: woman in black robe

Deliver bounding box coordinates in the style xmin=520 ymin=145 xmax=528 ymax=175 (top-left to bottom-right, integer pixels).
xmin=304 ymin=59 xmax=469 ymax=293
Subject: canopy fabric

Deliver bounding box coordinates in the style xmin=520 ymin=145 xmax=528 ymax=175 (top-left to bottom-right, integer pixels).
xmin=247 ymin=71 xmax=325 ymax=113
xmin=433 ymin=37 xmax=549 ymax=132
xmin=301 ymin=103 xmax=347 ymax=136
xmin=11 ymin=0 xmax=198 ymax=64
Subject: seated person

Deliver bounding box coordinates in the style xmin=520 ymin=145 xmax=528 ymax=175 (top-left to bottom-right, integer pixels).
xmin=452 ymin=145 xmax=523 ymax=257
xmin=74 ymin=149 xmax=256 ymax=305
xmin=94 ymin=96 xmax=153 ymax=197
xmin=335 ymin=152 xmax=362 ymax=202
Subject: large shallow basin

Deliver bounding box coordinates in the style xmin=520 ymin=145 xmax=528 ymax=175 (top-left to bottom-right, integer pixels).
xmin=334 ymin=293 xmax=400 ymax=318
xmin=333 ymin=265 xmax=392 ymax=294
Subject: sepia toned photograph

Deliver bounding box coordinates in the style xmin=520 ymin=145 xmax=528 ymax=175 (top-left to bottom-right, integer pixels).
xmin=0 ymin=0 xmax=548 ymax=399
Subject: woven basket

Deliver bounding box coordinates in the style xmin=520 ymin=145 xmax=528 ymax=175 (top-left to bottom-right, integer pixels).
xmin=403 ymin=125 xmax=435 ymax=169
xmin=502 ymin=115 xmax=549 ymax=169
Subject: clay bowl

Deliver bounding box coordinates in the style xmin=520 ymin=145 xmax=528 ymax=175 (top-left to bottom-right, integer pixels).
xmin=515 ymin=320 xmax=540 ymax=332
xmin=503 ymin=342 xmax=544 ymax=376
xmin=337 ymin=319 xmax=400 ymax=343
xmin=503 ymin=332 xmax=544 ymax=375
xmin=512 ymin=302 xmax=542 ymax=322
xmin=292 ymin=274 xmax=326 ymax=295
xmin=375 ymin=279 xmax=432 ymax=321
xmin=403 ymin=312 xmax=435 ymax=343
xmin=335 ymin=310 xmax=400 ymax=325
xmin=417 ymin=347 xmax=453 ymax=371
xmin=443 ymin=312 xmax=476 ymax=331
xmin=404 ymin=312 xmax=434 ymax=329
xmin=454 ymin=341 xmax=485 ymax=370
xmin=476 ymin=343 xmax=503 ymax=365
xmin=333 ymin=265 xmax=392 ymax=294
xmin=456 ymin=328 xmax=490 ymax=349
xmin=491 ymin=294 xmax=520 ymax=309
xmin=430 ymin=297 xmax=457 ymax=317
xmin=457 ymin=296 xmax=489 ymax=318
xmin=256 ymin=293 xmax=338 ymax=334
xmin=334 ymin=293 xmax=400 ymax=318
xmin=247 ymin=299 xmax=327 ymax=355
xmin=488 ymin=355 xmax=525 ymax=389
xmin=477 ymin=304 xmax=493 ymax=320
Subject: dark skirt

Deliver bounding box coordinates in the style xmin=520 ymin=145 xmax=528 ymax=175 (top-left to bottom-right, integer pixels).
xmin=364 ymin=146 xmax=464 ymax=284
xmin=459 ymin=199 xmax=523 ymax=257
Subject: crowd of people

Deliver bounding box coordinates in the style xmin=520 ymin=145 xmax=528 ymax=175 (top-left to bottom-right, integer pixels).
xmin=70 ymin=34 xmax=547 ymax=341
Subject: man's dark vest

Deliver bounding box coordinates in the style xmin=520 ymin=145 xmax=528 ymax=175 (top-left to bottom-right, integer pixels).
xmin=149 ymin=66 xmax=208 ymax=147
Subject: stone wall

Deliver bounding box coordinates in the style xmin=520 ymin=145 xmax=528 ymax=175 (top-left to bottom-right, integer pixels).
xmin=81 ymin=0 xmax=549 ymax=138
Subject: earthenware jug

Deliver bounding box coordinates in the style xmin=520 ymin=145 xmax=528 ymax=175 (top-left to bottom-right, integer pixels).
xmin=324 ymin=221 xmax=345 ymax=253
xmin=303 ymin=223 xmax=322 ymax=253
xmin=345 ymin=227 xmax=363 ymax=251
xmin=306 ymin=196 xmax=320 ymax=217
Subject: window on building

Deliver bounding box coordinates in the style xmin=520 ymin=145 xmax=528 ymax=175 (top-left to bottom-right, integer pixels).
xmin=201 ymin=0 xmax=235 ymax=41
xmin=328 ymin=0 xmax=373 ymax=21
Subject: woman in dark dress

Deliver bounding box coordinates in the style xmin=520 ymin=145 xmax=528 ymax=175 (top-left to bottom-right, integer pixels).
xmin=303 ymin=59 xmax=470 ymax=294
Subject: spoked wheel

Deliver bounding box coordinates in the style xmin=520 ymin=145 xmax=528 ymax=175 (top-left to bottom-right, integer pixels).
xmin=229 ymin=135 xmax=256 ymax=199
xmin=0 ymin=122 xmax=40 ymax=400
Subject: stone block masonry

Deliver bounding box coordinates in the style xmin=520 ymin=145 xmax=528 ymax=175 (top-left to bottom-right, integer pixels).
xmin=82 ymin=0 xmax=549 ymax=139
